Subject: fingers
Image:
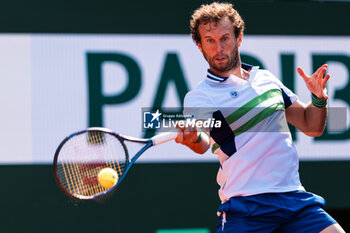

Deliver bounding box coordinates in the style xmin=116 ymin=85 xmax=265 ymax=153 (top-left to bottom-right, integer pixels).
xmin=183 ymin=127 xmax=198 ymax=145
xmin=297 ymin=64 xmax=330 ymax=100
xmin=175 ymin=128 xmax=184 ymax=143
xmin=322 ymin=73 xmax=331 ymax=85
xmin=322 ymin=88 xmax=329 ymax=100
xmin=321 ymin=73 xmax=330 ymax=99
xmin=296 ymin=66 xmax=308 ymax=80
xmin=318 ymin=66 xmax=328 ymax=80
xmin=297 ymin=64 xmax=329 ymax=80
xmin=314 ymin=64 xmax=328 ymax=77
xmin=174 ymin=125 xmax=198 ymax=145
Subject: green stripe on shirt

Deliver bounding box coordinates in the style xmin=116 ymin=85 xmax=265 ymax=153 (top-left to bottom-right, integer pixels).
xmin=225 ymin=89 xmax=282 ymax=125
xmin=211 ymin=102 xmax=285 ymax=153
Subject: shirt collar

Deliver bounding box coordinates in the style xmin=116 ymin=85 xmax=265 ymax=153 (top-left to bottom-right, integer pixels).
xmin=206 ymin=63 xmax=254 ymax=83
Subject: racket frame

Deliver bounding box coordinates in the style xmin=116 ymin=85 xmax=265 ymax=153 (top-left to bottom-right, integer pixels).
xmin=53 ymin=127 xmax=157 ymax=200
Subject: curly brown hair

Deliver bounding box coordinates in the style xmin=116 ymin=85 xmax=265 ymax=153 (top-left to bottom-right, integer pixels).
xmin=190 ymin=2 xmax=245 ymax=44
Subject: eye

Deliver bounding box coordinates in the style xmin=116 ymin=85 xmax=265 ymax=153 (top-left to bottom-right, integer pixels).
xmin=207 ymin=39 xmax=214 ymax=43
xmin=222 ymin=36 xmax=229 ymax=41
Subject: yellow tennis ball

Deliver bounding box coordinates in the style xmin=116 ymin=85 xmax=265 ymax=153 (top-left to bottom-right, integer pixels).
xmin=98 ymin=168 xmax=119 ymax=189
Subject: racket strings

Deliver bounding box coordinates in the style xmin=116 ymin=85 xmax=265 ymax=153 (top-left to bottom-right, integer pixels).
xmin=60 ymin=143 xmax=82 ymax=195
xmin=104 ymin=132 xmax=124 ymax=176
xmin=86 ymin=131 xmax=105 ymax=195
xmin=62 ymin=138 xmax=88 ymax=196
xmin=56 ymin=130 xmax=127 ymax=199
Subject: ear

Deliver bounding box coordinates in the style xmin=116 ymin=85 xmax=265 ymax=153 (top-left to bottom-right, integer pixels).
xmin=236 ymin=33 xmax=243 ymax=47
xmin=197 ymin=42 xmax=203 ymax=53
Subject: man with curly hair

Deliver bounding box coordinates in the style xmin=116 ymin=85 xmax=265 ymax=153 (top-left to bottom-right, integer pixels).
xmin=175 ymin=2 xmax=344 ymax=233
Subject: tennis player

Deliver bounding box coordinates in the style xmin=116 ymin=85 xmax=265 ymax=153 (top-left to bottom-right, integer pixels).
xmin=175 ymin=2 xmax=345 ymax=233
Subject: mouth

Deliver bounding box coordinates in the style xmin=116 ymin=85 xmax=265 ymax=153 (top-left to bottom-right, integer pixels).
xmin=214 ymin=55 xmax=227 ymax=62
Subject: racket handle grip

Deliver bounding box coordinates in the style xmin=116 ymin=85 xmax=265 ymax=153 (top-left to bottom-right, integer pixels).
xmin=152 ymin=132 xmax=177 ymax=146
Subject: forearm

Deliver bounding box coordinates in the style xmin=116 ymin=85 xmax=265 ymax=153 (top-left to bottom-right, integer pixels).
xmin=286 ymin=96 xmax=328 ymax=137
xmin=293 ymin=64 xmax=330 ymax=137
xmin=304 ymin=101 xmax=327 ymax=137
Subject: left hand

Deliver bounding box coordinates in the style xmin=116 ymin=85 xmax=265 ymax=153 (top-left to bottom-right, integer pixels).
xmin=297 ymin=64 xmax=330 ymax=99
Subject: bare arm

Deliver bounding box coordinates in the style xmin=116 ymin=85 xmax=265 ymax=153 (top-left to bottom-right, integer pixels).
xmin=286 ymin=100 xmax=327 ymax=137
xmin=286 ymin=64 xmax=330 ymax=137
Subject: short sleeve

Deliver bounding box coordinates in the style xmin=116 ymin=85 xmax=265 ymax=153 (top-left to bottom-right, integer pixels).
xmin=183 ymin=90 xmax=215 ymax=120
xmin=262 ymin=70 xmax=298 ymax=108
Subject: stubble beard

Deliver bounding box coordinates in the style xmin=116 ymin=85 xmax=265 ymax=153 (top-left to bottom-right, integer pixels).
xmin=203 ymin=45 xmax=240 ymax=75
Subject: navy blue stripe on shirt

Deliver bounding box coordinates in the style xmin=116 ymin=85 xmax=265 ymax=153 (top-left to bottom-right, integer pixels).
xmin=207 ymin=69 xmax=228 ymax=82
xmin=281 ymin=89 xmax=293 ymax=108
xmin=206 ymin=63 xmax=254 ymax=83
xmin=210 ymin=110 xmax=237 ymax=157
xmin=241 ymin=63 xmax=253 ymax=71
xmin=206 ymin=74 xmax=222 ymax=82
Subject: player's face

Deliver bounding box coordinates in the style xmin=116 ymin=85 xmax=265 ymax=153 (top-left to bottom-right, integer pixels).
xmin=197 ymin=17 xmax=242 ymax=76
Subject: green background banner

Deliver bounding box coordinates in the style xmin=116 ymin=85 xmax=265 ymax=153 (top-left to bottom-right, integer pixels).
xmin=1 ymin=0 xmax=350 ymax=35
xmin=1 ymin=162 xmax=349 ymax=233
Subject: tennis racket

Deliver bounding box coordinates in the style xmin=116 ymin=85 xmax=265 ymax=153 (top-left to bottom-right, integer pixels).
xmin=53 ymin=127 xmax=177 ymax=200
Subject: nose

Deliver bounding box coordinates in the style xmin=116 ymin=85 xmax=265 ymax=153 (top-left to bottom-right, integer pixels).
xmin=215 ymin=41 xmax=224 ymax=53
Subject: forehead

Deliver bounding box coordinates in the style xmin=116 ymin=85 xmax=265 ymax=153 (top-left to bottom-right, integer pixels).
xmin=198 ymin=17 xmax=234 ymax=37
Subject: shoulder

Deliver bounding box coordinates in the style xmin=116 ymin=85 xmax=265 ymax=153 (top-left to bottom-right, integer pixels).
xmin=256 ymin=69 xmax=298 ymax=105
xmin=255 ymin=69 xmax=289 ymax=88
xmin=184 ymin=81 xmax=214 ymax=108
xmin=257 ymin=69 xmax=280 ymax=82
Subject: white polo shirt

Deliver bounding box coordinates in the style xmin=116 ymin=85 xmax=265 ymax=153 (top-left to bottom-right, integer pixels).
xmin=184 ymin=66 xmax=304 ymax=203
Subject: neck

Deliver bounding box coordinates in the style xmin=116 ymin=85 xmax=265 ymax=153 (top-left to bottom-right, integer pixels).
xmin=210 ymin=61 xmax=247 ymax=79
